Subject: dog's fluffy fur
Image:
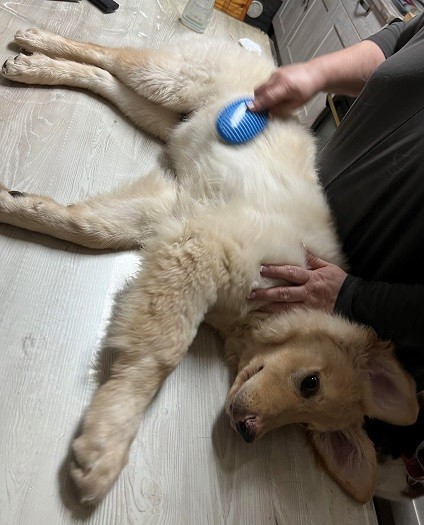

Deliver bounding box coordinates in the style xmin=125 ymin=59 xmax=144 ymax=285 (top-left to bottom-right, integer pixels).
xmin=1 ymin=28 xmax=419 ymax=504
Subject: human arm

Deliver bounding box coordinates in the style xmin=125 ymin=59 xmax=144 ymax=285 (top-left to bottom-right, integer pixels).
xmin=250 ymin=14 xmax=424 ymax=114
xmin=335 ymin=275 xmax=424 ymax=348
xmin=249 ymin=39 xmax=385 ymax=113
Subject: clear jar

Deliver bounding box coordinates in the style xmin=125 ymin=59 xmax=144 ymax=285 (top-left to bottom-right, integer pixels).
xmin=180 ymin=0 xmax=216 ymax=33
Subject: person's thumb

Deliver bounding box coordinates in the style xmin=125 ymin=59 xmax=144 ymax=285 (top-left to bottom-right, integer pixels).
xmin=302 ymin=244 xmax=327 ymax=270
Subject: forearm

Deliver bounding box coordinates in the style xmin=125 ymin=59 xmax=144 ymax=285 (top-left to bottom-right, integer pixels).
xmin=335 ymin=276 xmax=424 ymax=347
xmin=251 ymin=37 xmax=386 ymax=112
xmin=310 ymin=40 xmax=386 ymax=97
xmin=251 ymin=18 xmax=424 ymax=111
xmin=313 ymin=15 xmax=424 ymax=97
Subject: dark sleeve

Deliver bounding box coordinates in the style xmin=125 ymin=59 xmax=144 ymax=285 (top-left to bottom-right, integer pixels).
xmin=334 ymin=275 xmax=424 ymax=347
xmin=366 ymin=13 xmax=424 ymax=58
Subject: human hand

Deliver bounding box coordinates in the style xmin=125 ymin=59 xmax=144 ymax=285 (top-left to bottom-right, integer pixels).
xmin=249 ymin=62 xmax=323 ymax=116
xmin=249 ymin=250 xmax=347 ymax=314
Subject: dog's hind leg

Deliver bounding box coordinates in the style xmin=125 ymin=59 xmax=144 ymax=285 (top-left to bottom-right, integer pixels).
xmin=0 ymin=168 xmax=177 ymax=249
xmin=69 ymin=229 xmax=228 ymax=503
xmin=10 ymin=28 xmax=262 ymax=113
xmin=2 ymin=53 xmax=179 ymax=140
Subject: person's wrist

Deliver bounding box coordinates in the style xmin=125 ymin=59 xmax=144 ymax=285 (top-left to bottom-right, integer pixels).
xmin=312 ymin=56 xmax=332 ymax=92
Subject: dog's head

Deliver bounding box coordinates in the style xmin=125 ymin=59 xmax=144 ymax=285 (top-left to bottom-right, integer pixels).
xmin=225 ymin=309 xmax=418 ymax=503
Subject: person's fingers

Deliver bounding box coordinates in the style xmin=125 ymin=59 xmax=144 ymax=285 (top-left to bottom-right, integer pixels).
xmin=252 ymin=81 xmax=290 ymax=111
xmin=302 ymin=245 xmax=327 ymax=270
xmin=249 ymin=284 xmax=307 ymax=302
xmin=260 ymin=264 xmax=309 ymax=284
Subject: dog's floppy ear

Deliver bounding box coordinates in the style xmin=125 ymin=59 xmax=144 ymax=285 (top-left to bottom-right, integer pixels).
xmin=308 ymin=425 xmax=376 ymax=503
xmin=331 ymin=321 xmax=418 ymax=427
xmin=363 ymin=338 xmax=418 ymax=426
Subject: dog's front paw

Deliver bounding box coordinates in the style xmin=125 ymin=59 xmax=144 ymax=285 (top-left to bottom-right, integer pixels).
xmin=70 ymin=428 xmax=130 ymax=504
xmin=2 ymin=53 xmax=52 ymax=84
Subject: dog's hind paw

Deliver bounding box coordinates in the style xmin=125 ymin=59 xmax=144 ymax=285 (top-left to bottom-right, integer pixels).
xmin=70 ymin=432 xmax=130 ymax=504
xmin=14 ymin=28 xmax=68 ymax=58
xmin=14 ymin=28 xmax=50 ymax=54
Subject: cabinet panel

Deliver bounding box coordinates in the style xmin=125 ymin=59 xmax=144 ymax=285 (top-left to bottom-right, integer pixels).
xmin=276 ymin=1 xmax=360 ymax=65
xmin=341 ymin=0 xmax=385 ymax=39
xmin=273 ymin=0 xmax=318 ymax=47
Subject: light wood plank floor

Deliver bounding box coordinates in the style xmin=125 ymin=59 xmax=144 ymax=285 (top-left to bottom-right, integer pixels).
xmin=0 ymin=1 xmax=378 ymax=523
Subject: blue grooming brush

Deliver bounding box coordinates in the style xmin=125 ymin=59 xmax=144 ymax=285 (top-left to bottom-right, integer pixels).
xmin=216 ymin=97 xmax=269 ymax=145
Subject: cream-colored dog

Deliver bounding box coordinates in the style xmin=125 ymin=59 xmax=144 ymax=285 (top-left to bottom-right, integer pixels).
xmin=1 ymin=28 xmax=418 ymax=504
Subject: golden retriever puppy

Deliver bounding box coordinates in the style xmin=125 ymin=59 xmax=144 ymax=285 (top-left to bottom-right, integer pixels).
xmin=1 ymin=28 xmax=418 ymax=504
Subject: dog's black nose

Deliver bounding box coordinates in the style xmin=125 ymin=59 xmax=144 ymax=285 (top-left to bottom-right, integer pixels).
xmin=236 ymin=419 xmax=256 ymax=443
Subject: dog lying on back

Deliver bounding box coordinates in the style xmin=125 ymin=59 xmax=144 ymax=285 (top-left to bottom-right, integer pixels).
xmin=1 ymin=28 xmax=419 ymax=504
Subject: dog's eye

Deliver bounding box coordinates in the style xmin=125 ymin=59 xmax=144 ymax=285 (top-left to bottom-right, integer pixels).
xmin=300 ymin=374 xmax=319 ymax=398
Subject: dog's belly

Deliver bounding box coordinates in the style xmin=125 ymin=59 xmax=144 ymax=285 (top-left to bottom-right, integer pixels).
xmin=166 ymin=104 xmax=345 ymax=324
xmin=169 ymin=106 xmax=317 ymax=208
